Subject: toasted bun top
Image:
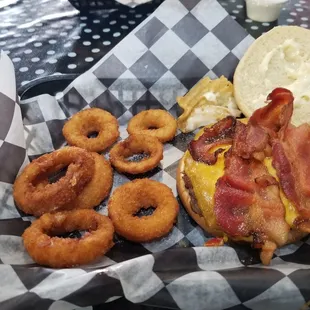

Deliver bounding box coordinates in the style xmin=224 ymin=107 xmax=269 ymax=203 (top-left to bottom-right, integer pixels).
xmin=234 ymin=26 xmax=310 ymax=126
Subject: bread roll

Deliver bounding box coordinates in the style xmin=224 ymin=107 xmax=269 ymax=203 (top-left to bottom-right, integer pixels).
xmin=234 ymin=26 xmax=310 ymax=126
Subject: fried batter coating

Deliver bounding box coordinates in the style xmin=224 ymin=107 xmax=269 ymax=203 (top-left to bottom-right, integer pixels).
xmin=127 ymin=110 xmax=177 ymax=143
xmin=63 ymin=108 xmax=119 ymax=152
xmin=109 ymin=134 xmax=163 ymax=174
xmin=65 ymin=153 xmax=113 ymax=210
xmin=38 ymin=153 xmax=113 ymax=211
xmin=13 ymin=147 xmax=94 ymax=216
xmin=108 ymin=179 xmax=179 ymax=242
xmin=22 ymin=209 xmax=114 ymax=268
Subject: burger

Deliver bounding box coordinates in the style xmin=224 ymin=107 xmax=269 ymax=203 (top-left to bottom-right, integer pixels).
xmin=177 ymin=88 xmax=309 ymax=265
xmin=176 ymin=25 xmax=310 ymax=264
xmin=177 ymin=25 xmax=310 ymax=265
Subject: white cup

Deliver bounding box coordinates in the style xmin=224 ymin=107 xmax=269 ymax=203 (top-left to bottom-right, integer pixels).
xmin=245 ymin=0 xmax=288 ymax=23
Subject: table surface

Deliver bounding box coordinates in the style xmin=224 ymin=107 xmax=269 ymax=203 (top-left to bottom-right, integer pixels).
xmin=0 ymin=0 xmax=309 ymax=89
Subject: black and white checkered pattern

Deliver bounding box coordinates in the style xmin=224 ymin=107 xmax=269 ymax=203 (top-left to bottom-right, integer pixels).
xmin=0 ymin=51 xmax=29 ymax=220
xmin=1 ymin=1 xmax=310 ymax=309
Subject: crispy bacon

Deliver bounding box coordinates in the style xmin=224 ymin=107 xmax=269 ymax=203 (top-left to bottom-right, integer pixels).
xmin=233 ymin=121 xmax=269 ymax=160
xmin=282 ymin=125 xmax=310 ymax=200
xmin=214 ymin=176 xmax=253 ymax=237
xmin=204 ymin=237 xmax=224 ymax=247
xmin=255 ymin=175 xmax=278 ymax=188
xmin=188 ymin=116 xmax=236 ymax=165
xmin=251 ymin=89 xmax=310 ymax=231
xmin=272 ymin=141 xmax=299 ymax=206
xmin=273 ymin=124 xmax=310 ymax=229
xmin=232 ymin=88 xmax=294 ymax=161
xmin=250 ymin=88 xmax=294 ymax=136
xmin=188 ymin=87 xmax=310 ymax=262
xmin=213 ymin=88 xmax=294 ymax=255
xmin=214 ymin=151 xmax=289 ymax=243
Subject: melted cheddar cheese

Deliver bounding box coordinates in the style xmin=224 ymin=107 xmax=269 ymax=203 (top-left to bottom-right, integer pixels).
xmin=184 ymin=148 xmax=228 ymax=229
xmin=184 ymin=122 xmax=299 ymax=233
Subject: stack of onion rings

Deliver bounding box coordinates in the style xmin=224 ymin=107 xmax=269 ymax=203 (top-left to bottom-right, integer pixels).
xmin=108 ymin=179 xmax=179 ymax=242
xmin=13 ymin=147 xmax=94 ymax=216
xmin=109 ymin=134 xmax=163 ymax=174
xmin=65 ymin=153 xmax=113 ymax=210
xmin=127 ymin=110 xmax=177 ymax=143
xmin=37 ymin=153 xmax=113 ymax=211
xmin=63 ymin=108 xmax=120 ymax=153
xmin=22 ymin=209 xmax=114 ymax=268
xmin=15 ymin=107 xmax=181 ymax=268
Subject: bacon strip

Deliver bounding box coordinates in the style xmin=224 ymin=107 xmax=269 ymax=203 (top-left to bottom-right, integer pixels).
xmin=250 ymin=88 xmax=294 ymax=136
xmin=204 ymin=237 xmax=224 ymax=247
xmin=232 ymin=88 xmax=294 ymax=161
xmin=214 ymin=151 xmax=289 ymax=244
xmin=272 ymin=141 xmax=299 ymax=206
xmin=232 ymin=121 xmax=269 ymax=160
xmin=255 ymin=174 xmax=278 ymax=188
xmin=214 ymin=88 xmax=294 ymax=257
xmin=188 ymin=116 xmax=236 ymax=165
xmin=214 ymin=155 xmax=253 ymax=237
xmin=273 ymin=125 xmax=310 ymax=229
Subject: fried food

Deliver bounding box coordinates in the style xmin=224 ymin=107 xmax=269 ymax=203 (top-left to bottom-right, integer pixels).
xmin=177 ymin=88 xmax=310 ymax=265
xmin=13 ymin=147 xmax=94 ymax=217
xmin=109 ymin=134 xmax=163 ymax=174
xmin=63 ymin=108 xmax=119 ymax=153
xmin=22 ymin=209 xmax=115 ymax=268
xmin=127 ymin=110 xmax=177 ymax=143
xmin=108 ymin=179 xmax=179 ymax=242
xmin=66 ymin=153 xmax=113 ymax=209
xmin=38 ymin=153 xmax=113 ymax=210
xmin=177 ymin=76 xmax=241 ymax=133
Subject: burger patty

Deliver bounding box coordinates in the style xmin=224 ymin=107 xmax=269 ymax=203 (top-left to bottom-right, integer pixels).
xmin=183 ymin=173 xmax=203 ymax=217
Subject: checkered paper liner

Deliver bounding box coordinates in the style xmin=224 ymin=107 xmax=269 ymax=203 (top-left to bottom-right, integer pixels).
xmin=1 ymin=1 xmax=310 ymax=309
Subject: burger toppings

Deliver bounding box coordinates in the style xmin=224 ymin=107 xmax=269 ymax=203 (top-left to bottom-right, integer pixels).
xmin=249 ymin=87 xmax=310 ymax=232
xmin=213 ymin=89 xmax=297 ymax=249
xmin=273 ymin=125 xmax=310 ymax=232
xmin=204 ymin=237 xmax=225 ymax=247
xmin=186 ymin=87 xmax=310 ymax=264
xmin=250 ymin=88 xmax=294 ymax=135
xmin=232 ymin=88 xmax=294 ymax=161
xmin=188 ymin=116 xmax=236 ymax=165
xmin=214 ymin=148 xmax=290 ymax=258
xmin=232 ymin=121 xmax=269 ymax=161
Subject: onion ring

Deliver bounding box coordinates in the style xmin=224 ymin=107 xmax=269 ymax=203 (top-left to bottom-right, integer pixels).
xmin=37 ymin=153 xmax=113 ymax=210
xmin=127 ymin=110 xmax=177 ymax=143
xmin=22 ymin=209 xmax=114 ymax=268
xmin=108 ymin=179 xmax=179 ymax=242
xmin=13 ymin=147 xmax=94 ymax=216
xmin=109 ymin=134 xmax=163 ymax=174
xmin=63 ymin=108 xmax=120 ymax=152
xmin=65 ymin=153 xmax=113 ymax=210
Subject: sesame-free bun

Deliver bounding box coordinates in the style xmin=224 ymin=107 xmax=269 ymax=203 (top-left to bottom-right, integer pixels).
xmin=234 ymin=26 xmax=310 ymax=126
